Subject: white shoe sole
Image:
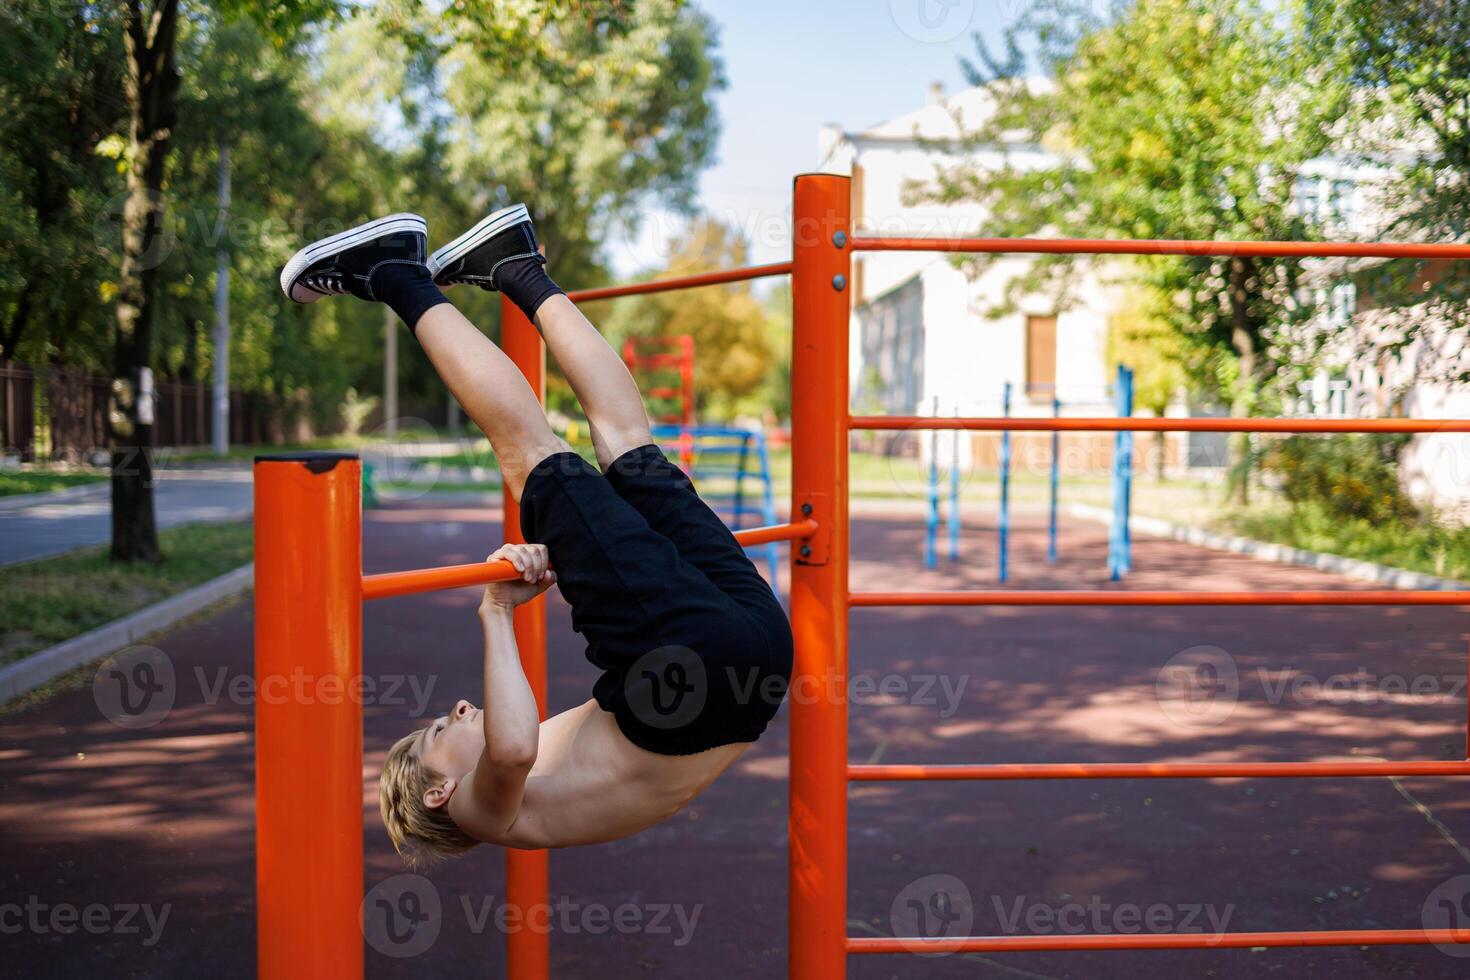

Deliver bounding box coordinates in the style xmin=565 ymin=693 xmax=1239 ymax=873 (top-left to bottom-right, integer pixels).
xmin=427 ymin=203 xmax=531 ymax=283
xmin=279 ymin=213 xmax=428 ymax=304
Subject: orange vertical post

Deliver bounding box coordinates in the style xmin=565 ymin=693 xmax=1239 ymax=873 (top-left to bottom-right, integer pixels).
xmin=500 ymin=296 xmax=551 ymax=979
xmin=788 ymin=173 xmax=852 ymax=980
xmin=254 ymin=452 xmax=364 ymax=980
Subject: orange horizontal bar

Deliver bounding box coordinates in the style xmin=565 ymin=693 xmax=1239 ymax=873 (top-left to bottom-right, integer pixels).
xmin=850 ymin=415 xmax=1470 ymax=433
xmin=362 ymin=519 xmax=817 ymax=601
xmin=850 ymin=236 xmax=1470 ymax=260
xmin=735 ymin=517 xmax=818 ymax=547
xmin=566 ymin=262 xmax=791 ymax=303
xmin=848 ymin=760 xmax=1470 ymax=781
xmin=848 ymin=929 xmax=1470 ymax=954
xmin=849 ymin=590 xmax=1469 ymax=606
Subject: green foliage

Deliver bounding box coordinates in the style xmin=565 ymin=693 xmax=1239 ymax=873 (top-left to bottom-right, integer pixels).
xmin=1261 ymin=434 xmax=1418 ymax=524
xmin=440 ymin=0 xmax=724 ymax=286
xmin=0 ymin=1 xmax=128 ymax=364
xmin=0 ymin=0 xmax=723 ymax=440
xmin=1307 ymin=0 xmax=1470 ymax=378
xmin=1226 ymin=501 xmax=1470 ymax=582
xmin=598 ymin=217 xmax=779 ymax=421
xmin=1104 ymin=288 xmax=1187 ymax=415
xmin=913 ymin=0 xmax=1345 ymax=409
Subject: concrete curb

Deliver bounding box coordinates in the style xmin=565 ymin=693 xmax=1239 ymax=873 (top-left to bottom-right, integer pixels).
xmin=0 ymin=562 xmax=255 ymax=704
xmin=1065 ymin=503 xmax=1468 ymax=591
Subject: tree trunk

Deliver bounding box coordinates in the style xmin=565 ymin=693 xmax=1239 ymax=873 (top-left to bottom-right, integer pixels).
xmin=1226 ymin=256 xmax=1257 ymax=507
xmin=111 ymin=0 xmax=180 ymax=563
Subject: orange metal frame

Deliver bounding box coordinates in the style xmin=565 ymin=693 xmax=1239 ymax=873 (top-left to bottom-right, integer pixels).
xmin=253 ymin=174 xmax=1470 ymax=979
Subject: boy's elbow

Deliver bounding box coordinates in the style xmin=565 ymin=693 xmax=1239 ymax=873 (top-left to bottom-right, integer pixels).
xmin=487 ymin=745 xmax=537 ymax=769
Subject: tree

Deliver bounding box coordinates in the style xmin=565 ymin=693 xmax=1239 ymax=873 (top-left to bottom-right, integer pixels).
xmin=600 ymin=218 xmax=778 ymax=421
xmin=1309 ymin=0 xmax=1470 ymax=380
xmin=439 ymin=0 xmax=725 ymax=288
xmin=0 ymin=2 xmax=125 ymax=365
xmin=912 ymin=0 xmax=1344 ymax=501
xmin=1105 ymin=288 xmax=1189 ymax=477
xmin=109 ymin=0 xmax=183 ymax=561
xmin=102 ymin=0 xmax=643 ymax=561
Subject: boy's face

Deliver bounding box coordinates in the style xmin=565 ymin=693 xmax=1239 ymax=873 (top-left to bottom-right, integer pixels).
xmin=417 ymin=699 xmax=485 ymax=798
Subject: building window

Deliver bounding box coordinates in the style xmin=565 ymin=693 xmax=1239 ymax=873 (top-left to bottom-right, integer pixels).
xmin=1025 ymin=315 xmax=1057 ymax=397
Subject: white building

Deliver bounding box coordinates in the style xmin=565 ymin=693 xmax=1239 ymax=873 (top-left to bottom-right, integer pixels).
xmin=818 ymin=82 xmax=1179 ymax=473
xmin=821 ymin=82 xmax=1469 ymax=501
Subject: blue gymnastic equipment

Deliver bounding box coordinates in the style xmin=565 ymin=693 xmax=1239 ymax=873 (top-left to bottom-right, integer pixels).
xmin=651 ymin=423 xmax=782 ymax=597
xmin=925 ymin=368 xmax=1134 ymax=582
xmin=1107 ymin=365 xmax=1135 ymax=581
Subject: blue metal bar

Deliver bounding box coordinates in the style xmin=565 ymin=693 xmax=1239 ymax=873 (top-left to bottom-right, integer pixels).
xmin=1048 ymin=395 xmax=1060 ymax=563
xmin=947 ymin=413 xmax=960 ymax=561
xmin=1108 ymin=366 xmax=1135 ymax=580
xmin=999 ymin=383 xmax=1012 ymax=583
xmin=925 ymin=409 xmax=939 ymax=570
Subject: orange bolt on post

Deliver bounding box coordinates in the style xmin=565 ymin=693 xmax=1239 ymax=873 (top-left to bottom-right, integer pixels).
xmin=254 ymin=452 xmax=364 ymax=980
xmin=788 ymin=172 xmax=852 ymax=980
xmin=500 ymin=296 xmax=551 ymax=980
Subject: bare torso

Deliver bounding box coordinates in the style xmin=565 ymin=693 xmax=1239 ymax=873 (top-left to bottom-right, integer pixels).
xmin=495 ymin=700 xmax=750 ymax=849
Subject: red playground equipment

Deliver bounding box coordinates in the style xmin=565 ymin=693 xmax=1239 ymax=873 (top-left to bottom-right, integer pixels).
xmin=622 ymin=333 xmax=695 ymax=467
xmin=253 ymin=174 xmax=1470 ymax=979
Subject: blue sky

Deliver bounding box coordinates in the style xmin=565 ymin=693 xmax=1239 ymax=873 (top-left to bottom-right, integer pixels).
xmin=606 ymin=0 xmax=1019 ymax=273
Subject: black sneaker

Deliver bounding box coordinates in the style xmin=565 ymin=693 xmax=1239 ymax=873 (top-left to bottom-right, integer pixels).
xmin=427 ymin=203 xmax=543 ymax=290
xmin=279 ymin=213 xmax=428 ymax=304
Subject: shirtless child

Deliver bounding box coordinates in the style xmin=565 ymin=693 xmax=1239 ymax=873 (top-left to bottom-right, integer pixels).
xmin=280 ymin=205 xmax=793 ymax=861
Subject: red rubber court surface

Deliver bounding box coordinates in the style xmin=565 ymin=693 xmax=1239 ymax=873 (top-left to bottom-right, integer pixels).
xmin=1 ymin=499 xmax=1468 ymax=977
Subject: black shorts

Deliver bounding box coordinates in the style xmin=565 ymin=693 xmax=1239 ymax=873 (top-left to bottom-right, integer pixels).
xmin=518 ymin=444 xmax=794 ymax=756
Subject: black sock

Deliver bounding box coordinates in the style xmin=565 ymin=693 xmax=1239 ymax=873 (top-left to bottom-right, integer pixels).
xmin=496 ymin=255 xmax=565 ymax=325
xmin=370 ymin=261 xmax=451 ymax=334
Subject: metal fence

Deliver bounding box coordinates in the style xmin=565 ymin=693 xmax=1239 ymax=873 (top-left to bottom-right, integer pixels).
xmin=0 ymin=360 xmax=265 ymax=461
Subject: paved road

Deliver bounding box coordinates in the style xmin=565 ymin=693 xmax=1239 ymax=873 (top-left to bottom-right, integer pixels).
xmin=0 ymin=469 xmax=253 ymax=567
xmin=2 ymin=502 xmax=1468 ymax=977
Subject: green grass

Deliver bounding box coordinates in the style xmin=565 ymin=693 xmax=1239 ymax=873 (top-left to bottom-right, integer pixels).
xmin=1221 ymin=502 xmax=1470 ymax=582
xmin=0 ymin=470 xmax=107 ymax=497
xmin=161 ymin=435 xmax=369 ymax=465
xmin=0 ymin=521 xmax=254 ymax=669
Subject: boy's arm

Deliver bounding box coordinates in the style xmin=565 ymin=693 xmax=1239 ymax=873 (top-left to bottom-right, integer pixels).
xmin=450 ymin=544 xmax=555 ymax=842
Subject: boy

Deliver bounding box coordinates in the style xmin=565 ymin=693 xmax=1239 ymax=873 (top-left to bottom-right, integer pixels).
xmin=280 ymin=206 xmax=793 ymax=861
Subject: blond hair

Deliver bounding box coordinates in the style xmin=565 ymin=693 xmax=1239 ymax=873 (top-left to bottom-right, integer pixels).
xmin=379 ymin=729 xmax=479 ymax=867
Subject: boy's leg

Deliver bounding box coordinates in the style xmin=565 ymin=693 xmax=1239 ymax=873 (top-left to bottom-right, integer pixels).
xmin=277 ymin=212 xmax=566 ymax=502
xmin=411 ymin=302 xmax=568 ymax=502
xmin=532 ymin=294 xmax=653 ymax=471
